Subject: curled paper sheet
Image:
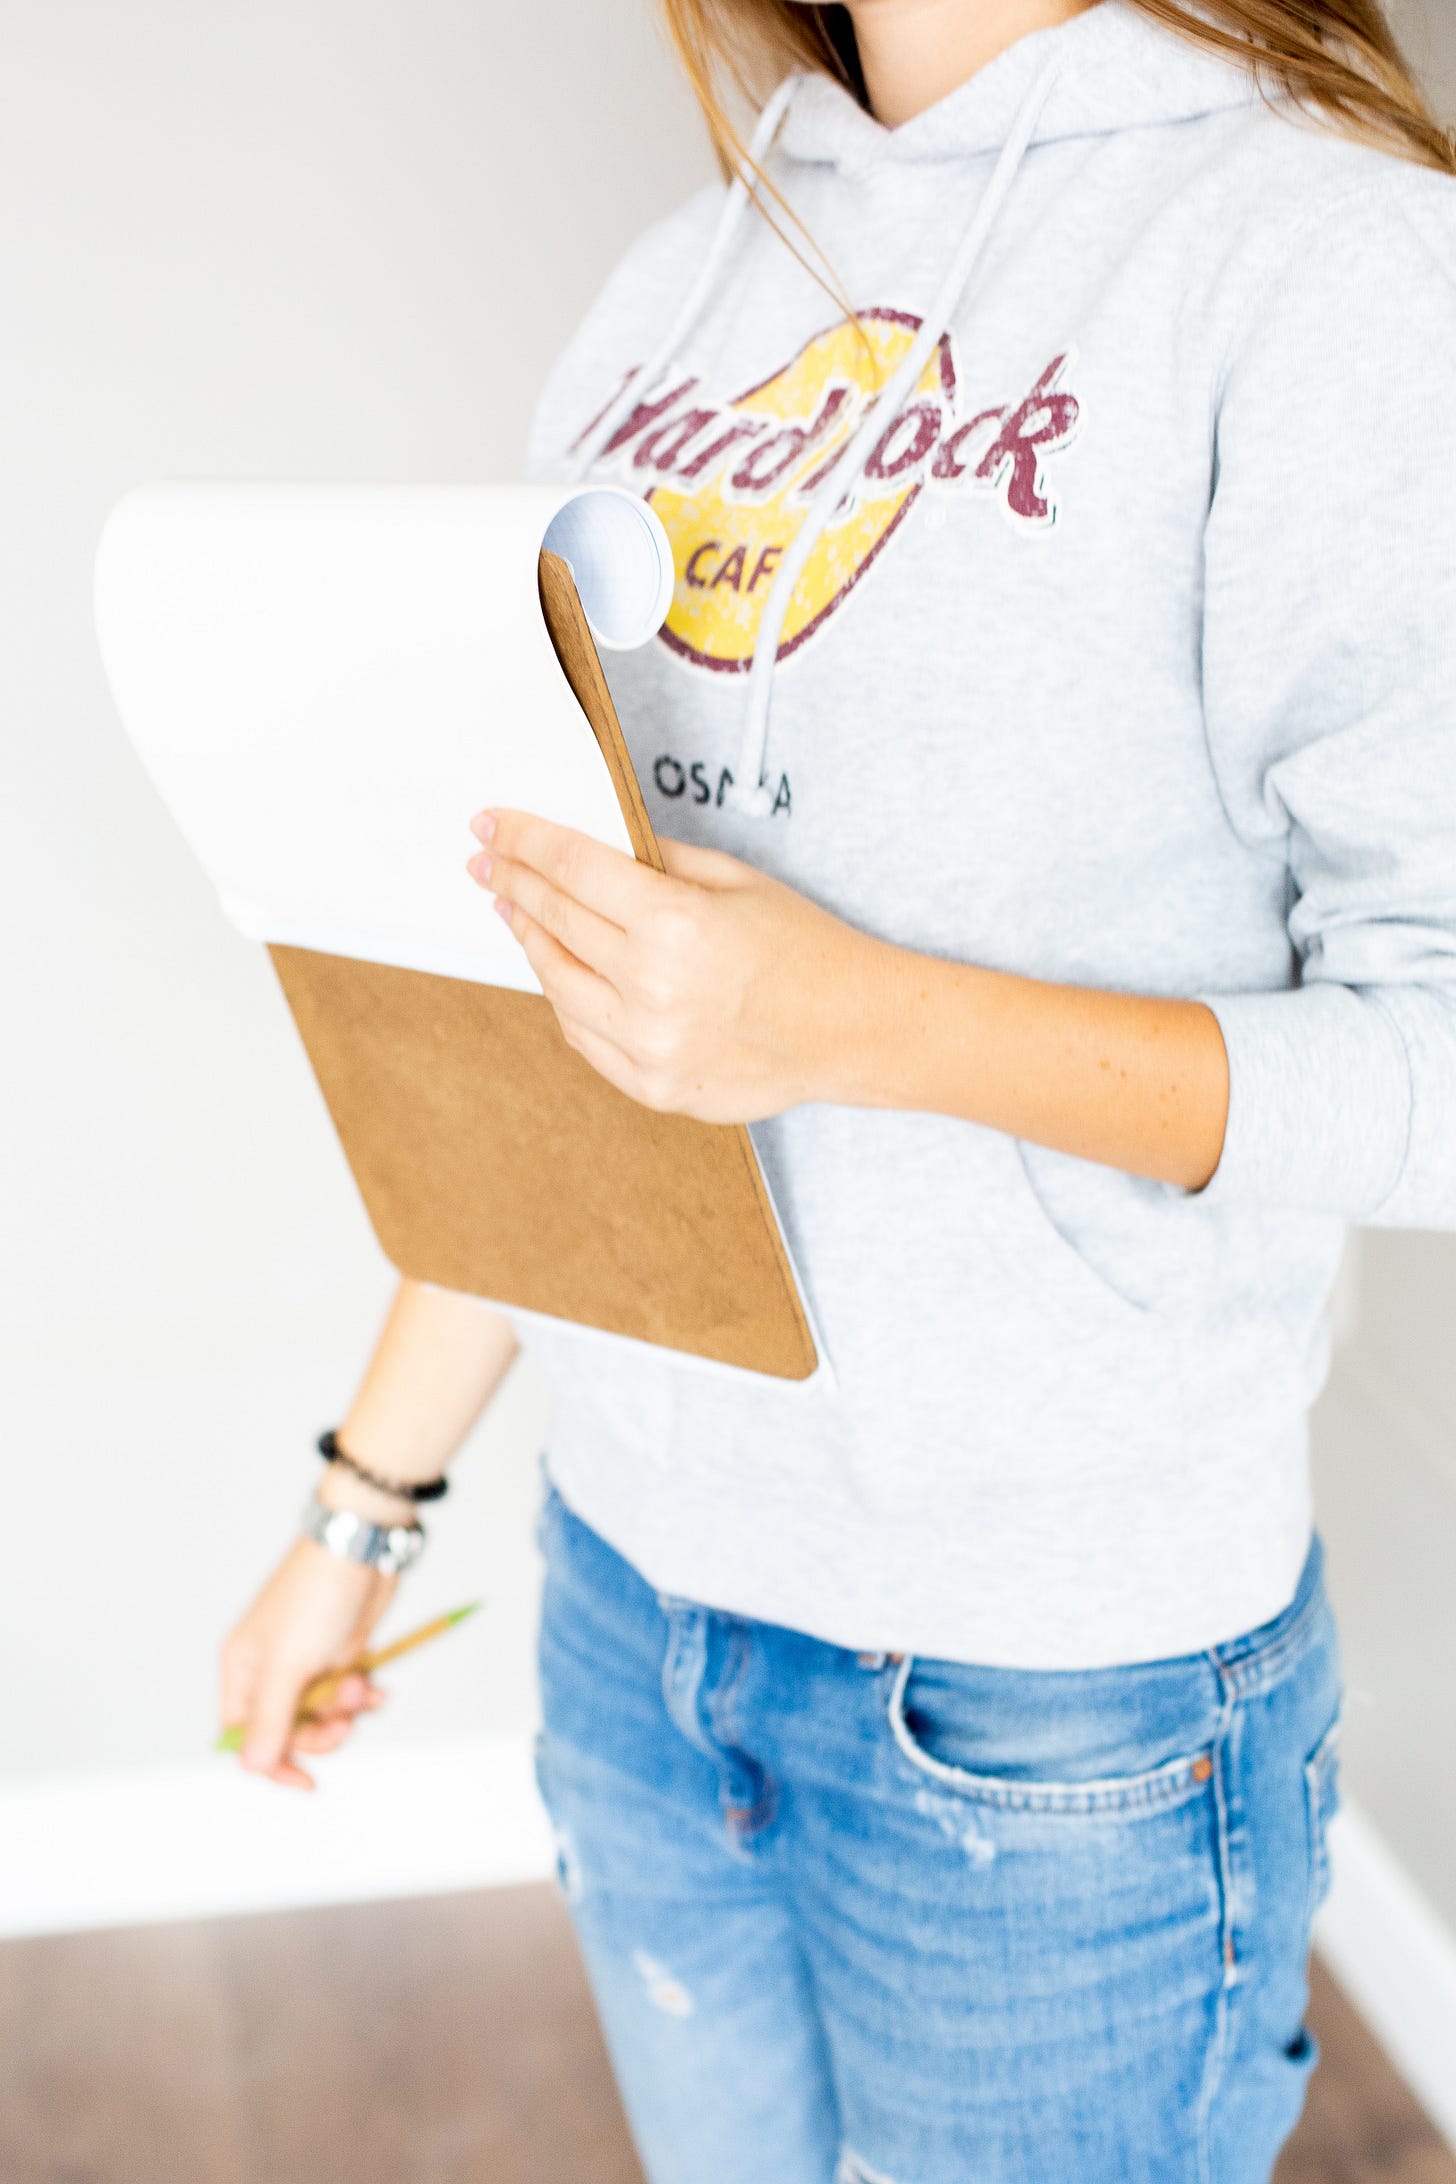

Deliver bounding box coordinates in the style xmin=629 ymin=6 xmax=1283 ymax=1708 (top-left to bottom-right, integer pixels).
xmin=92 ymin=482 xmax=676 ymax=992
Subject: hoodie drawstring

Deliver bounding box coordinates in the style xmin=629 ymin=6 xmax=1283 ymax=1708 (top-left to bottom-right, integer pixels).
xmin=725 ymin=54 xmax=1062 ymax=818
xmin=564 ymin=53 xmax=1062 ymax=820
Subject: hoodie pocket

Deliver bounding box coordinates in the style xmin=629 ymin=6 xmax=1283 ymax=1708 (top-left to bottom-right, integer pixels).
xmin=994 ymin=1135 xmax=1165 ymax=1337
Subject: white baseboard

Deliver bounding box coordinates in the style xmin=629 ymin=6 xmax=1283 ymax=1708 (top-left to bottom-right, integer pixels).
xmin=1 ymin=1733 xmax=554 ymax=1939
xmin=5 ymin=1749 xmax=1452 ymax=2151
xmin=1315 ymin=1802 xmax=1456 ymax=2149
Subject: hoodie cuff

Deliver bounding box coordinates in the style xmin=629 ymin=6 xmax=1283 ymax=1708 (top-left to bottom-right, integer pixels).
xmin=1188 ymin=982 xmax=1413 ymax=1216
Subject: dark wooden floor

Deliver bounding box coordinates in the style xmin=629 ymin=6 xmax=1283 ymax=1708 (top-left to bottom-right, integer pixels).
xmin=1 ymin=1884 xmax=1450 ymax=2183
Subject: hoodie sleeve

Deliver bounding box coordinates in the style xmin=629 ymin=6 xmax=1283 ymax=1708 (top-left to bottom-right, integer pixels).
xmin=1189 ymin=175 xmax=1456 ymax=1229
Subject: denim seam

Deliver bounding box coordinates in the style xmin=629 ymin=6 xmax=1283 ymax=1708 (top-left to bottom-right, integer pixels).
xmin=884 ymin=1655 xmax=1216 ymax=1816
xmin=1195 ymin=1657 xmax=1241 ymax=2183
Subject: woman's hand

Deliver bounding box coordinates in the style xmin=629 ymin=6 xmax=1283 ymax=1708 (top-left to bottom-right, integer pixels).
xmin=466 ymin=807 xmax=882 ymax=1122
xmin=219 ymin=1539 xmax=395 ymax=1791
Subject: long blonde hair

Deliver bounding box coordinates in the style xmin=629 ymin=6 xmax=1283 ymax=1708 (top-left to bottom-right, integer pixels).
xmin=655 ymin=1 xmax=1455 ymax=317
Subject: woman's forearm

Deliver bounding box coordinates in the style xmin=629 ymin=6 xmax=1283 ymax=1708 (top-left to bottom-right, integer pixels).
xmin=467 ymin=810 xmax=1230 ymax=1189
xmin=827 ymin=940 xmax=1231 ymax=1193
xmin=318 ymin=1279 xmax=520 ymax=1524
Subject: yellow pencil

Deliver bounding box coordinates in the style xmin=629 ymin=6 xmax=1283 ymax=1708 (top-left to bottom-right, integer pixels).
xmin=214 ymin=1599 xmax=483 ymax=1754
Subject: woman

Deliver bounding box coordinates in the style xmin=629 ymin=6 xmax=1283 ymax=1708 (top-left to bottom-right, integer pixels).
xmin=221 ymin=1 xmax=1456 ymax=2176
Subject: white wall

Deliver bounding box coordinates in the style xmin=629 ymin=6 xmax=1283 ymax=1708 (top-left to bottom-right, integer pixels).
xmin=1394 ymin=0 xmax=1456 ymax=108
xmin=2 ymin=0 xmax=1452 ymax=2035
xmin=0 ymin=1 xmax=712 ymax=1785
xmin=1314 ymin=1242 xmax=1456 ymax=1934
xmin=1307 ymin=0 xmax=1456 ymax=1939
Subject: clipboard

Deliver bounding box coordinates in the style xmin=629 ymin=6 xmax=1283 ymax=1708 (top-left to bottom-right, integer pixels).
xmin=93 ymin=485 xmax=822 ymax=1383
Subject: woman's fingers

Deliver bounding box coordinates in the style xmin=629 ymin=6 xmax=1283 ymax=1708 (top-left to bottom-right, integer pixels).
xmin=247 ymin=1668 xmax=390 ymax=1755
xmin=320 ymin=1670 xmax=380 ymax=1716
xmin=268 ymin=1756 xmax=318 ymax=1792
xmin=241 ymin=1658 xmax=318 ymax=1784
xmin=656 ymin=836 xmax=754 ymax=889
xmin=242 ymin=1667 xmax=387 ymax=1770
xmin=555 ymin=1015 xmax=654 ymax=1104
xmin=470 ymin=809 xmax=662 ymax=925
xmin=290 ymin=1714 xmax=356 ymax=1755
xmin=469 ymin=849 xmax=627 ymax=983
xmin=503 ymin=903 xmax=626 ymax=1038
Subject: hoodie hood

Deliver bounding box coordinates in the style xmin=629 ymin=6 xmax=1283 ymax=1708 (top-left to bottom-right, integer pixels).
xmin=779 ymin=1 xmax=1262 ymax=173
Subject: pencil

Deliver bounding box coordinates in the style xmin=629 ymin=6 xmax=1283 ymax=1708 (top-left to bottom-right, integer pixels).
xmin=215 ymin=1599 xmax=483 ymax=1754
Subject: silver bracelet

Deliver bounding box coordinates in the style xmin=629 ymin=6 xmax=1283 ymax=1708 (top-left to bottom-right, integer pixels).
xmin=298 ymin=1486 xmax=426 ymax=1576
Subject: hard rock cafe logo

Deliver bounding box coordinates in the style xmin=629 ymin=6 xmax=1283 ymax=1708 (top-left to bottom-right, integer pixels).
xmin=570 ymin=308 xmax=1081 ymax=675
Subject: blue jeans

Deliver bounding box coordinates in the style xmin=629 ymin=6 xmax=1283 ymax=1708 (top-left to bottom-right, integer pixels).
xmin=533 ymin=1476 xmax=1343 ymax=2184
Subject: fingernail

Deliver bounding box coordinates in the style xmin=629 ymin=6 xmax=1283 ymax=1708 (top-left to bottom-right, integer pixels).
xmin=468 ymin=852 xmax=493 ymax=883
xmin=470 ymin=812 xmax=497 ymax=844
xmin=493 ymin=897 xmax=514 ymax=925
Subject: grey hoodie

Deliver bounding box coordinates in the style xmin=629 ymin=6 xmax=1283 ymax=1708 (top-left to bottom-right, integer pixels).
xmin=518 ymin=0 xmax=1456 ymax=1667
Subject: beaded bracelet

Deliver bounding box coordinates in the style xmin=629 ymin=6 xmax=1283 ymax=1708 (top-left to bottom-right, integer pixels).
xmin=316 ymin=1427 xmax=450 ymax=1504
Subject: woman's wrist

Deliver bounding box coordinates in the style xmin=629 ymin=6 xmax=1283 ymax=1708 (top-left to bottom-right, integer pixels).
xmin=804 ymin=929 xmax=925 ymax=1110
xmin=313 ymin=1458 xmax=420 ymax=1530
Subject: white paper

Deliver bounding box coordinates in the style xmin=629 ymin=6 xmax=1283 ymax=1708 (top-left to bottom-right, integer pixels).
xmin=92 ymin=481 xmax=674 ymax=992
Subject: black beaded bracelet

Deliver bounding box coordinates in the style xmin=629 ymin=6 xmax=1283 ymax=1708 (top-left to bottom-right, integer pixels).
xmin=316 ymin=1428 xmax=450 ymax=1504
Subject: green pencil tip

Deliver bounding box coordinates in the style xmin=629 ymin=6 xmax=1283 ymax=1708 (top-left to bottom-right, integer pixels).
xmin=445 ymin=1599 xmax=485 ymax=1627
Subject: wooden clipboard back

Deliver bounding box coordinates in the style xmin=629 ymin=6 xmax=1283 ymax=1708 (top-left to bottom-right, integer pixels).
xmin=266 ymin=550 xmax=818 ymax=1381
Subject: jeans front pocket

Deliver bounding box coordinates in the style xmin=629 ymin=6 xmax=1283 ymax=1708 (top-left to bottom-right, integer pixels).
xmin=1303 ymin=1709 xmax=1343 ymax=1927
xmin=878 ymin=1651 xmax=1231 ymax=2064
xmin=884 ymin=1652 xmax=1219 ymax=1820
